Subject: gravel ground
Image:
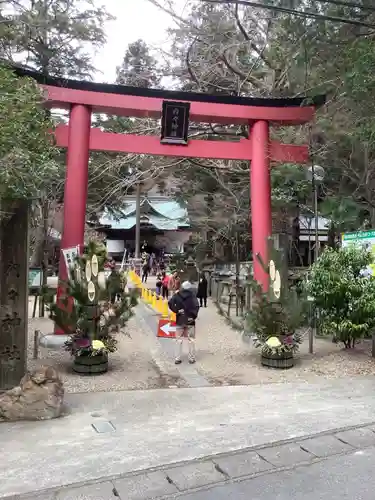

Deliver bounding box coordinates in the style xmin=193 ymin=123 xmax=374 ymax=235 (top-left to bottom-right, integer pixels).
xmin=27 ymin=309 xmax=186 ymax=394
xmin=27 ymin=289 xmax=375 ymax=391
xmin=194 ymin=300 xmax=375 ymax=385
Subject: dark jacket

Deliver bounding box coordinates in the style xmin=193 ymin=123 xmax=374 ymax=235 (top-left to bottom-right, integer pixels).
xmin=142 ymin=262 xmax=149 ymax=273
xmin=107 ymin=270 xmax=123 ymax=295
xmin=168 ymin=289 xmax=200 ymax=327
xmin=197 ymin=278 xmax=208 ymax=298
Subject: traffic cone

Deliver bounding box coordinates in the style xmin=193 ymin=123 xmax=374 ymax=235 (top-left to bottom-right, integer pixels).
xmin=161 ymin=299 xmax=169 ymax=318
xmin=155 ymin=295 xmax=161 ymax=313
xmin=157 ymin=296 xmax=163 ymax=314
xmin=169 ymin=310 xmax=176 ymax=322
xmin=152 ymin=292 xmax=157 ymax=309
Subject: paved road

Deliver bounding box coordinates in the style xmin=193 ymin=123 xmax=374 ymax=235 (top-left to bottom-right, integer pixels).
xmin=179 ymin=447 xmax=375 ymax=499
xmin=12 ymin=424 xmax=375 ymax=499
xmin=4 ymin=378 xmax=375 ymax=498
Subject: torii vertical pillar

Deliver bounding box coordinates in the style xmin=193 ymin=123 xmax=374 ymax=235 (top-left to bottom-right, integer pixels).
xmin=251 ymin=120 xmax=272 ymax=291
xmin=55 ymin=104 xmax=91 ymax=333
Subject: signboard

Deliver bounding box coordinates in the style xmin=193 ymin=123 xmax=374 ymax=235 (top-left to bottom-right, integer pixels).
xmin=157 ymin=319 xmax=176 ymax=338
xmin=161 ymin=101 xmax=190 ymax=145
xmin=342 ymin=230 xmax=375 ymax=276
xmin=62 ymin=246 xmax=80 ymax=270
xmin=29 ymin=267 xmax=42 ymax=290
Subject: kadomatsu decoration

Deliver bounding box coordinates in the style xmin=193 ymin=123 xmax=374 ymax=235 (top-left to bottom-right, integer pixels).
xmin=244 ymin=238 xmax=306 ymax=369
xmin=46 ymin=241 xmax=137 ymax=374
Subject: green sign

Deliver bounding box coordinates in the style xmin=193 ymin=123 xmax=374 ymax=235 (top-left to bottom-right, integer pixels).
xmin=342 ymin=230 xmax=375 ymax=241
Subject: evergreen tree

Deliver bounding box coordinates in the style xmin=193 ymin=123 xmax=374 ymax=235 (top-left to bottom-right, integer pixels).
xmin=0 ymin=0 xmax=113 ymax=270
xmin=116 ymin=39 xmax=161 ymax=88
xmin=148 ymin=0 xmax=375 ymax=245
xmin=1 ymin=0 xmax=112 ymax=77
xmin=88 ymin=39 xmax=164 ymax=220
xmin=0 ymin=65 xmax=58 ymax=200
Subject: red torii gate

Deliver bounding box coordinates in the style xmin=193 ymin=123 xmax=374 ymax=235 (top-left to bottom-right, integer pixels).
xmin=17 ymin=69 xmax=323 ymax=303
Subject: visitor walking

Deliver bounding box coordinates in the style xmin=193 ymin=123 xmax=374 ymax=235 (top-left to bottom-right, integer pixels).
xmin=161 ymin=271 xmax=170 ymax=299
xmin=141 ymin=261 xmax=149 ymax=283
xmin=150 ymin=253 xmax=157 ymax=275
xmin=156 ymin=273 xmax=162 ymax=296
xmin=168 ymin=271 xmax=181 ymax=294
xmin=168 ymin=281 xmax=200 ymax=364
xmin=197 ymin=275 xmax=208 ymax=307
xmin=108 ymin=264 xmax=122 ymax=304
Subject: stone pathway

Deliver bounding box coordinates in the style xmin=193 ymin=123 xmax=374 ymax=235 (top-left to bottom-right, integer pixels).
xmin=137 ymin=301 xmax=210 ymax=388
xmin=10 ymin=422 xmax=375 ymax=500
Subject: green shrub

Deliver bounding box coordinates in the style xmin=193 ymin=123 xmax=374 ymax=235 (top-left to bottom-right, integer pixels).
xmin=305 ymin=246 xmax=375 ymax=348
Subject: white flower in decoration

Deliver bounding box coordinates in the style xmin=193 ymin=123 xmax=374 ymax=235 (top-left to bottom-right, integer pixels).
xmin=269 ymin=260 xmax=276 ymax=281
xmin=92 ymin=340 xmax=105 ymax=351
xmin=97 ymin=271 xmax=106 ymax=289
xmin=91 ymin=254 xmax=99 ymax=277
xmin=266 ymin=337 xmax=281 ymax=348
xmin=87 ymin=280 xmax=96 ymax=302
xmin=273 ymin=270 xmax=281 ymax=299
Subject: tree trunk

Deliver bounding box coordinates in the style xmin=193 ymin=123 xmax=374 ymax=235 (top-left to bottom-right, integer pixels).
xmin=29 ymin=202 xmax=44 ymax=267
xmin=0 ymin=199 xmax=29 ymax=390
xmin=39 ymin=200 xmax=49 ymax=317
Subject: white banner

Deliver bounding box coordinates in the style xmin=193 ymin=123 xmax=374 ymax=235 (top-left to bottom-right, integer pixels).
xmin=62 ymin=246 xmax=80 ymax=270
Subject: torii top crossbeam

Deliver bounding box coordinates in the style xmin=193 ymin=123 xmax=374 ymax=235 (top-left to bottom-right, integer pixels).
xmin=15 ymin=66 xmax=324 ymax=124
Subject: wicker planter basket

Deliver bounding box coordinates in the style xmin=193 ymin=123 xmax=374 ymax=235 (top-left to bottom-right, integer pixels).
xmin=73 ymin=353 xmax=108 ymax=375
xmin=261 ymin=350 xmax=294 ymax=369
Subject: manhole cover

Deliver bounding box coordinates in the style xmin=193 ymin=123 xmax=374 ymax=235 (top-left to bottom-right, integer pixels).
xmin=92 ymin=421 xmax=116 ymax=433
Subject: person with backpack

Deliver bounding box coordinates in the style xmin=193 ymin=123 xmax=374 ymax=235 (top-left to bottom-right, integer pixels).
xmin=168 ymin=281 xmax=200 ymax=364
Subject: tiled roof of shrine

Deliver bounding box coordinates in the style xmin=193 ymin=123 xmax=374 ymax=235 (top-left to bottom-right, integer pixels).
xmin=98 ymin=197 xmax=189 ymax=231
